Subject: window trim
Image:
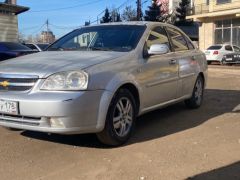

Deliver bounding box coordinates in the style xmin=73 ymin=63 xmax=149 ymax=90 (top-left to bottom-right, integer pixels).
xmin=146 ymin=25 xmax=173 ymax=53
xmin=165 ymin=26 xmax=191 ymax=52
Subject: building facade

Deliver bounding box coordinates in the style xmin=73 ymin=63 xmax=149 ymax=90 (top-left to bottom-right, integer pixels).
xmin=187 ymin=0 xmax=240 ymax=50
xmin=0 ymin=0 xmax=29 ymax=42
xmin=40 ymin=31 xmax=56 ymax=43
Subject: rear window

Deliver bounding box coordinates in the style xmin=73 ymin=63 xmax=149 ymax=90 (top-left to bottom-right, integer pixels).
xmin=1 ymin=42 xmax=31 ymax=51
xmin=207 ymin=45 xmax=222 ymax=50
xmin=225 ymin=45 xmax=233 ymax=51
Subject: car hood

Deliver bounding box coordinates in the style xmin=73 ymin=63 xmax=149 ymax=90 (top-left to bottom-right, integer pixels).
xmin=0 ymin=51 xmax=127 ymax=78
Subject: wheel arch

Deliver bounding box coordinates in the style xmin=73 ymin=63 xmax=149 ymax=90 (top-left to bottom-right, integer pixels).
xmin=198 ymin=72 xmax=206 ymax=88
xmin=115 ymin=83 xmax=140 ymax=115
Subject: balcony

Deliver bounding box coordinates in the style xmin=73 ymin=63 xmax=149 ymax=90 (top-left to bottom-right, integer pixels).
xmin=189 ymin=4 xmax=209 ymax=15
xmin=188 ymin=0 xmax=240 ymax=16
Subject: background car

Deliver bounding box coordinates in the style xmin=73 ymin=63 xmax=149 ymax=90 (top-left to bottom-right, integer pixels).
xmin=24 ymin=43 xmax=49 ymax=52
xmin=223 ymin=52 xmax=240 ymax=65
xmin=204 ymin=44 xmax=240 ymax=64
xmin=0 ymin=42 xmax=36 ymax=61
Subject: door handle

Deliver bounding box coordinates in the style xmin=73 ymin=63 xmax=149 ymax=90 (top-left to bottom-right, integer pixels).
xmin=169 ymin=59 xmax=177 ymax=65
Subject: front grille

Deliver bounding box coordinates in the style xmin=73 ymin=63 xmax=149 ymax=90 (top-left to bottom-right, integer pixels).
xmin=0 ymin=114 xmax=41 ymax=126
xmin=0 ymin=74 xmax=38 ymax=91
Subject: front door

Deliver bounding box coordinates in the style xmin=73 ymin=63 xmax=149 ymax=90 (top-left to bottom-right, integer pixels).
xmin=139 ymin=26 xmax=179 ymax=108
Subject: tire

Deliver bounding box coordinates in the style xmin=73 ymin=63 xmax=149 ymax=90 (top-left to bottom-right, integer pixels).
xmin=185 ymin=76 xmax=204 ymax=109
xmin=97 ymin=89 xmax=137 ymax=146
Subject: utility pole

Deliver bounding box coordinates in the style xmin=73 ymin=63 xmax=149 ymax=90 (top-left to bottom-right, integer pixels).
xmin=137 ymin=0 xmax=142 ymax=21
xmin=46 ymin=19 xmax=49 ymax=43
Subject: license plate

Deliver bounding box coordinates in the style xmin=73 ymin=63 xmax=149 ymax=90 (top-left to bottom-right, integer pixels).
xmin=226 ymin=58 xmax=233 ymax=61
xmin=0 ymin=100 xmax=18 ymax=115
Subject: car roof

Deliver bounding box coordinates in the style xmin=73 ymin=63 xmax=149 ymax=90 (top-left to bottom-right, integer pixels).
xmin=76 ymin=21 xmax=178 ymax=29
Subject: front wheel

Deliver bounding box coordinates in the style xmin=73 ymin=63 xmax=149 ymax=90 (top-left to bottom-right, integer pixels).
xmin=97 ymin=89 xmax=137 ymax=146
xmin=185 ymin=76 xmax=204 ymax=109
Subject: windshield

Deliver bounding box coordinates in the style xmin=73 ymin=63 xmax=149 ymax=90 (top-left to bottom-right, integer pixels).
xmin=207 ymin=45 xmax=222 ymax=50
xmin=48 ymin=25 xmax=146 ymax=52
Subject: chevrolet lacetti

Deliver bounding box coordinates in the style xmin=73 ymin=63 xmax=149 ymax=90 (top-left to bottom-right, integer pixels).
xmin=0 ymin=22 xmax=207 ymax=146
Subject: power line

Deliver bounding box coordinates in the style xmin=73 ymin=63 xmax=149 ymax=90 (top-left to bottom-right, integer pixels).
xmin=28 ymin=0 xmax=105 ymax=13
xmin=30 ymin=22 xmax=46 ymax=36
xmin=49 ymin=23 xmax=80 ymax=30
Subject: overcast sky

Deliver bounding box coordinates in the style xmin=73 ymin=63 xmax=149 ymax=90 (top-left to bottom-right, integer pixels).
xmin=17 ymin=0 xmax=149 ymax=38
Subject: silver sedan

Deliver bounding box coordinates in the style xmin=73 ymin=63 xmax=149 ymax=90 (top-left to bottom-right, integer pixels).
xmin=0 ymin=22 xmax=207 ymax=146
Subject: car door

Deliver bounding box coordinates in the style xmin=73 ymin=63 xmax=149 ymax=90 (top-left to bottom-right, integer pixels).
xmin=165 ymin=26 xmax=199 ymax=98
xmin=139 ymin=26 xmax=179 ymax=108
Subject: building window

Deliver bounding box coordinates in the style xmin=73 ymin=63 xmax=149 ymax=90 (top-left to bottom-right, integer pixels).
xmin=215 ymin=19 xmax=240 ymax=47
xmin=216 ymin=0 xmax=231 ymax=4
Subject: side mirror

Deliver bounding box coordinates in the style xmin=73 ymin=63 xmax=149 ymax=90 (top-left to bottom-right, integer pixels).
xmin=148 ymin=44 xmax=169 ymax=56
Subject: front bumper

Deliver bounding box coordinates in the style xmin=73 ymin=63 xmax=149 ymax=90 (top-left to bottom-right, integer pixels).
xmin=0 ymin=90 xmax=113 ymax=134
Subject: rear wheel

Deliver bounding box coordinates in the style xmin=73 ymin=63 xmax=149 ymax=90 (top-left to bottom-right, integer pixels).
xmin=185 ymin=76 xmax=204 ymax=109
xmin=97 ymin=89 xmax=136 ymax=146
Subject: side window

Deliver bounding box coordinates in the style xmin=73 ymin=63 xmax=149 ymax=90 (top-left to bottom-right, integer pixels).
xmin=225 ymin=45 xmax=233 ymax=51
xmin=185 ymin=37 xmax=195 ymax=50
xmin=146 ymin=26 xmax=171 ymax=51
xmin=233 ymin=46 xmax=240 ymax=52
xmin=166 ymin=27 xmax=189 ymax=52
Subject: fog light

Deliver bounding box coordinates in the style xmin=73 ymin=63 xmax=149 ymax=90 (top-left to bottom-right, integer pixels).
xmin=50 ymin=118 xmax=65 ymax=128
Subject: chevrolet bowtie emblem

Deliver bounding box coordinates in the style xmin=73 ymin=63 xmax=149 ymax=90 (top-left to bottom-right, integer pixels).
xmin=0 ymin=81 xmax=9 ymax=87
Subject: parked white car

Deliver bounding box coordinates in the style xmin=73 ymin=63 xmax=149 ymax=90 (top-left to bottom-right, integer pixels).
xmin=204 ymin=44 xmax=240 ymax=64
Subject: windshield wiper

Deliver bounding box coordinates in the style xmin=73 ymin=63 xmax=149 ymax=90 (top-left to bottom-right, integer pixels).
xmin=48 ymin=47 xmax=64 ymax=51
xmin=89 ymin=47 xmax=114 ymax=51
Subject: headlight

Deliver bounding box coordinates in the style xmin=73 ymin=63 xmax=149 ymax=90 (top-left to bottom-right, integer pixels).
xmin=41 ymin=71 xmax=88 ymax=91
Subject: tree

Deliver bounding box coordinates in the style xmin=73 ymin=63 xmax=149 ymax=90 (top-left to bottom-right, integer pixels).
xmin=175 ymin=0 xmax=191 ymax=25
xmin=121 ymin=6 xmax=137 ymax=21
xmin=85 ymin=21 xmax=90 ymax=26
xmin=101 ymin=8 xmax=112 ymax=23
xmin=144 ymin=0 xmax=162 ymax=22
xmin=18 ymin=32 xmax=26 ymax=43
xmin=111 ymin=9 xmax=121 ymax=22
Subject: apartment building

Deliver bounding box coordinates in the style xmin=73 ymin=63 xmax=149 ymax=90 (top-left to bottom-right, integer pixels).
xmin=187 ymin=0 xmax=240 ymax=50
xmin=0 ymin=0 xmax=29 ymax=42
xmin=40 ymin=31 xmax=55 ymax=43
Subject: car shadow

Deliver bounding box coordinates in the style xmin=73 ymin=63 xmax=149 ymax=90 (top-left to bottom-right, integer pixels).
xmin=187 ymin=161 xmax=240 ymax=180
xmin=21 ymin=89 xmax=240 ymax=148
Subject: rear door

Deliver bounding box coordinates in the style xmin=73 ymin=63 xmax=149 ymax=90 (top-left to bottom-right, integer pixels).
xmin=165 ymin=26 xmax=199 ymax=98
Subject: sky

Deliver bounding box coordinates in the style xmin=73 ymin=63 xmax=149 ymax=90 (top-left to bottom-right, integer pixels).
xmin=17 ymin=0 xmax=150 ymax=38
